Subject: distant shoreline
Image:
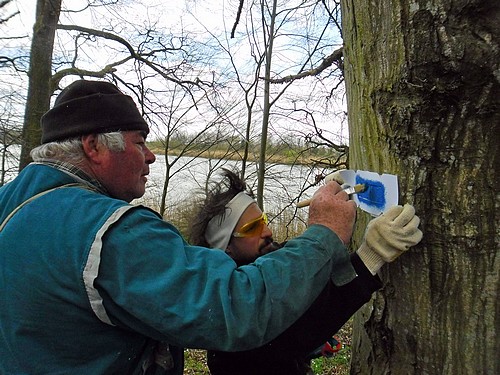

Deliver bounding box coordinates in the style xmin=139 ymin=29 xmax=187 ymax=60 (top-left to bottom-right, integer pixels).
xmin=148 ymin=146 xmax=329 ymax=167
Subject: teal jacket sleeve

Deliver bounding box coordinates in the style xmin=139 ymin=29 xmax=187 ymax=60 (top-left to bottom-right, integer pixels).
xmin=95 ymin=207 xmax=346 ymax=352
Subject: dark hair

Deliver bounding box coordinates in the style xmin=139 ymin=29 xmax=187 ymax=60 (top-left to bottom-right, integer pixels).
xmin=189 ymin=169 xmax=254 ymax=247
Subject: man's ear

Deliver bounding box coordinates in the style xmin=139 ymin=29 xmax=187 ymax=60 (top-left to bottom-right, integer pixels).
xmin=81 ymin=134 xmax=104 ymax=163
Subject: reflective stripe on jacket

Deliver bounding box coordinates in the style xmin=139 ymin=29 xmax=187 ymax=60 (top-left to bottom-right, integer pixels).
xmin=0 ymin=163 xmax=353 ymax=374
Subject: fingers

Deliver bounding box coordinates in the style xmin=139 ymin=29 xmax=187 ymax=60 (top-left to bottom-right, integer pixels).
xmin=379 ymin=205 xmax=404 ymax=221
xmin=313 ymin=181 xmax=346 ymax=200
xmin=323 ymin=180 xmax=343 ymax=195
xmin=402 ymin=215 xmax=423 ymax=246
xmin=334 ymin=187 xmax=351 ymax=201
xmin=380 ymin=204 xmax=416 ymax=227
xmin=298 ymin=180 xmax=350 ymax=208
xmin=406 ymin=227 xmax=423 ymax=247
xmin=393 ymin=204 xmax=416 ymax=227
xmin=308 ymin=180 xmax=357 ymax=245
xmin=360 ymin=203 xmax=423 ymax=269
xmin=324 ymin=170 xmax=345 ymax=185
xmin=404 ymin=215 xmax=420 ymax=234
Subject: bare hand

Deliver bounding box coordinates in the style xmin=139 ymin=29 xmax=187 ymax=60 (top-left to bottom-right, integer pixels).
xmin=308 ymin=181 xmax=357 ymax=244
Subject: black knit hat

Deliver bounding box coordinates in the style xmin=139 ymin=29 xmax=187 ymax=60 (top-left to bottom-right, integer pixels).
xmin=41 ymin=80 xmax=149 ymax=144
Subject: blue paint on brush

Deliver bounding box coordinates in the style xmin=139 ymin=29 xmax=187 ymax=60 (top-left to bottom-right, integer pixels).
xmin=355 ymin=175 xmax=386 ymax=209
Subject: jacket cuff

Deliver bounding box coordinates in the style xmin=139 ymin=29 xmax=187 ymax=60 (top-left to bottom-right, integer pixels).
xmin=349 ymin=252 xmax=383 ymax=291
xmin=356 ymin=243 xmax=385 ymax=275
xmin=305 ymin=224 xmax=358 ymax=287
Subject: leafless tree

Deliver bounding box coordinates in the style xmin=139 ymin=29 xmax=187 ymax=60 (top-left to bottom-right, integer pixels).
xmin=3 ymin=0 xmax=351 ymax=229
xmin=15 ymin=0 xmax=207 ymax=169
xmin=206 ymin=0 xmax=348 ymax=209
xmin=0 ymin=90 xmax=23 ymax=186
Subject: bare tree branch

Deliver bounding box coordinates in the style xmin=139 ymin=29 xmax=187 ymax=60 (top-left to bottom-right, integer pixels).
xmin=56 ymin=24 xmax=204 ymax=88
xmin=321 ymin=0 xmax=342 ymax=38
xmin=0 ymin=0 xmax=19 ymax=25
xmin=230 ymin=0 xmax=245 ymax=38
xmin=267 ymin=47 xmax=343 ymax=84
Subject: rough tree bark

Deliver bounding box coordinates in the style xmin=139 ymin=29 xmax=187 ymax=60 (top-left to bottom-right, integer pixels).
xmin=341 ymin=0 xmax=499 ymax=374
xmin=19 ymin=0 xmax=61 ymax=170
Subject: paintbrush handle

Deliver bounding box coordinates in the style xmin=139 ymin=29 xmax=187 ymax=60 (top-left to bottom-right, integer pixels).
xmin=297 ymin=184 xmax=365 ymax=208
xmin=296 ymin=198 xmax=311 ymax=208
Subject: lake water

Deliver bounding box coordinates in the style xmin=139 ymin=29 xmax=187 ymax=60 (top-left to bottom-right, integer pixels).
xmin=1 ymin=147 xmax=328 ymax=222
xmin=136 ymin=154 xmax=331 ymax=238
xmin=138 ymin=154 xmax=325 ymax=215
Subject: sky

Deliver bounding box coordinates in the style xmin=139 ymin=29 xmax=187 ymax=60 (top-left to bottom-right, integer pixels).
xmin=6 ymin=1 xmax=215 ymax=34
xmin=2 ymin=0 xmax=349 ymax=143
xmin=3 ymin=0 xmax=33 ymax=35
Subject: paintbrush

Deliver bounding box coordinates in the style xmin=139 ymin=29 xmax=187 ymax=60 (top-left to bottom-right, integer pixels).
xmin=296 ymin=183 xmax=366 ymax=208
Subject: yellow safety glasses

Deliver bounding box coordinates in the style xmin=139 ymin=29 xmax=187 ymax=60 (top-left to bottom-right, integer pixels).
xmin=233 ymin=212 xmax=269 ymax=238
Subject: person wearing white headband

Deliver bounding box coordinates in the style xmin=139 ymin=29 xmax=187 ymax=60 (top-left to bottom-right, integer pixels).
xmin=204 ymin=190 xmax=278 ymax=265
xmin=189 ymin=169 xmax=423 ymax=375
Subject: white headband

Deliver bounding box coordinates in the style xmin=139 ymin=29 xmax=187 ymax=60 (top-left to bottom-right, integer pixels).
xmin=205 ymin=192 xmax=255 ymax=250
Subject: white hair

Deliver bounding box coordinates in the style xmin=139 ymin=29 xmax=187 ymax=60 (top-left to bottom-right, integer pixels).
xmin=30 ymin=132 xmax=125 ymax=165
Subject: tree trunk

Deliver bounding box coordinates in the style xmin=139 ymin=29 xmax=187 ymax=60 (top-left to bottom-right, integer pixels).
xmin=19 ymin=0 xmax=61 ymax=170
xmin=257 ymin=0 xmax=278 ymax=210
xmin=341 ymin=0 xmax=499 ymax=374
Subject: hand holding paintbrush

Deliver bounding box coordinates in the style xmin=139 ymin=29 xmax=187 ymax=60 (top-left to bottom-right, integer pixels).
xmin=297 ymin=170 xmax=366 ymax=208
xmin=297 ymin=183 xmax=366 ymax=208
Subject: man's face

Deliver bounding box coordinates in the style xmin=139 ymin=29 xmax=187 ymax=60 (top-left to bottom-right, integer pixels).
xmin=88 ymin=131 xmax=156 ymax=202
xmin=226 ymin=203 xmax=275 ymax=265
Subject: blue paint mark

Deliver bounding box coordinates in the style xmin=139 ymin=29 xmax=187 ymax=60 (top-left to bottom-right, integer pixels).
xmin=355 ymin=175 xmax=386 ymax=209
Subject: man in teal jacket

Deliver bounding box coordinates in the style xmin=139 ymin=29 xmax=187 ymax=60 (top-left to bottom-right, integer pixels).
xmin=0 ymin=80 xmax=360 ymax=374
